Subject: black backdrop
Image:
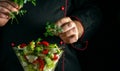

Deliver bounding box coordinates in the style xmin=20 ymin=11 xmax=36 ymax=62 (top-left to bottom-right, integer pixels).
xmin=0 ymin=0 xmax=119 ymax=71
xmin=80 ymin=0 xmax=120 ymax=71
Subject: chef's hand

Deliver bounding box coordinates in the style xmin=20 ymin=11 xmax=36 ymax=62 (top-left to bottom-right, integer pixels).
xmin=56 ymin=17 xmax=84 ymax=44
xmin=0 ymin=0 xmax=19 ymax=27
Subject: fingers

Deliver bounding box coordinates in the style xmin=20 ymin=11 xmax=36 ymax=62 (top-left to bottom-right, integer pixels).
xmin=0 ymin=1 xmax=19 ymax=19
xmin=60 ymin=27 xmax=77 ymax=38
xmin=0 ymin=0 xmax=19 ymax=26
xmin=56 ymin=17 xmax=72 ymax=27
xmin=6 ymin=0 xmax=19 ymax=9
xmin=56 ymin=17 xmax=79 ymax=44
xmin=0 ymin=18 xmax=9 ymax=26
xmin=0 ymin=1 xmax=18 ymax=12
xmin=0 ymin=13 xmax=9 ymax=19
xmin=61 ymin=21 xmax=76 ymax=33
xmin=60 ymin=34 xmax=78 ymax=44
xmin=60 ymin=25 xmax=79 ymax=44
xmin=0 ymin=6 xmax=10 ymax=19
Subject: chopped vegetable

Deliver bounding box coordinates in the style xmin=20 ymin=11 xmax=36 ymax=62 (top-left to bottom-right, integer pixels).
xmin=13 ymin=38 xmax=63 ymax=71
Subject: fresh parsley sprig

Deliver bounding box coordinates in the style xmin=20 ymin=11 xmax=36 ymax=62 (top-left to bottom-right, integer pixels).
xmin=11 ymin=0 xmax=36 ymax=7
xmin=10 ymin=0 xmax=36 ymax=24
xmin=44 ymin=22 xmax=63 ymax=37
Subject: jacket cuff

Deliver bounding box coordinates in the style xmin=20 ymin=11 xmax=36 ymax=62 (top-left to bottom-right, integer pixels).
xmin=71 ymin=40 xmax=88 ymax=51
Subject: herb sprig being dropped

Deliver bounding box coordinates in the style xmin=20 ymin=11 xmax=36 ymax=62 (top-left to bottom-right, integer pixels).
xmin=44 ymin=22 xmax=63 ymax=37
xmin=10 ymin=0 xmax=36 ymax=23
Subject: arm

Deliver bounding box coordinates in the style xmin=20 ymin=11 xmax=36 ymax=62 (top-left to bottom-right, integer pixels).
xmin=56 ymin=0 xmax=102 ymax=50
xmin=71 ymin=0 xmax=102 ymax=41
xmin=70 ymin=0 xmax=102 ymax=50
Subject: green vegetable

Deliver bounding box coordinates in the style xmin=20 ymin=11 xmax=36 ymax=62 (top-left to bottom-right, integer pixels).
xmin=10 ymin=0 xmax=36 ymax=24
xmin=44 ymin=56 xmax=54 ymax=68
xmin=12 ymin=37 xmax=63 ymax=71
xmin=44 ymin=22 xmax=63 ymax=37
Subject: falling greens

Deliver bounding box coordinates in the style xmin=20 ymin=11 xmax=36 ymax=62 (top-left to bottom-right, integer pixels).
xmin=10 ymin=0 xmax=36 ymax=24
xmin=44 ymin=22 xmax=63 ymax=37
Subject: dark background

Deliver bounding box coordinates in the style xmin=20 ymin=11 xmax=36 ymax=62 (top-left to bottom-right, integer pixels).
xmin=0 ymin=0 xmax=119 ymax=71
xmin=80 ymin=0 xmax=120 ymax=71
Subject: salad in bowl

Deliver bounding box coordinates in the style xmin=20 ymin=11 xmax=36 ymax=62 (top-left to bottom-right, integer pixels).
xmin=13 ymin=38 xmax=63 ymax=71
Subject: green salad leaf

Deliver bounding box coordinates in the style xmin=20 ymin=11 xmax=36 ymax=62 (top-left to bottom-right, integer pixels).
xmin=10 ymin=0 xmax=36 ymax=24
